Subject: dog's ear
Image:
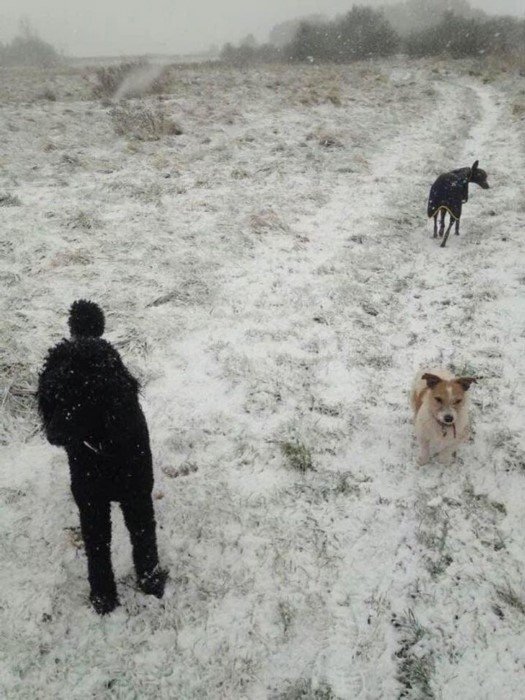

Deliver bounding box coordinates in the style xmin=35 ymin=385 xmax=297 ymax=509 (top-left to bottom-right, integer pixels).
xmin=422 ymin=373 xmax=442 ymax=389
xmin=456 ymin=376 xmax=478 ymax=391
xmin=471 ymin=160 xmax=479 ymax=171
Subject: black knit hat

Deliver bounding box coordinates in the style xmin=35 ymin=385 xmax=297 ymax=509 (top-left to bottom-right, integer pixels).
xmin=68 ymin=300 xmax=105 ymax=337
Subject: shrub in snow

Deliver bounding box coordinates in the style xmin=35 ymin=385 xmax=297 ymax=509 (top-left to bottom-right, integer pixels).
xmin=111 ymin=104 xmax=183 ymax=141
xmin=91 ymin=61 xmax=172 ymax=99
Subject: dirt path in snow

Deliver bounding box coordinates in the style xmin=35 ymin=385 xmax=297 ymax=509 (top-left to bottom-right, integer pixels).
xmin=208 ymin=76 xmax=525 ymax=698
xmin=395 ymin=78 xmax=525 ymax=699
xmin=167 ymin=75 xmax=491 ymax=697
xmin=317 ymin=76 xmax=525 ymax=699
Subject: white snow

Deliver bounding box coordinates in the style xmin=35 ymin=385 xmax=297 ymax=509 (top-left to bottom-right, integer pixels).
xmin=1 ymin=58 xmax=524 ymax=699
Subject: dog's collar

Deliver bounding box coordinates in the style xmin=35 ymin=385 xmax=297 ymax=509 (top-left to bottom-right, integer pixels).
xmin=435 ymin=418 xmax=456 ymax=439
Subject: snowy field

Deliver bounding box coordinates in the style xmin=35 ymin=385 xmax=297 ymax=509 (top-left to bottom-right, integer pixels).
xmin=1 ymin=58 xmax=524 ymax=698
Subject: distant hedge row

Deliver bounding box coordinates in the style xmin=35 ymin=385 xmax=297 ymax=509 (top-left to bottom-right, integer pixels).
xmin=221 ymin=6 xmax=525 ymax=65
xmin=405 ymin=12 xmax=525 ymax=58
xmin=0 ymin=31 xmax=61 ymax=67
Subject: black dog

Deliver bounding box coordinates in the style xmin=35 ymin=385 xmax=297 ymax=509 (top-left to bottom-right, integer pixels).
xmin=38 ymin=300 xmax=166 ymax=614
xmin=427 ymin=160 xmax=489 ymax=248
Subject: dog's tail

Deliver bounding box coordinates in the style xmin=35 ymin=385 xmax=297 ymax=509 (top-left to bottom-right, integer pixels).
xmin=68 ymin=299 xmax=105 ymax=338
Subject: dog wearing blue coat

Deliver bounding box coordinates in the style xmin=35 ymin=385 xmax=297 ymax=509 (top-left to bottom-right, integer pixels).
xmin=427 ymin=160 xmax=489 ymax=248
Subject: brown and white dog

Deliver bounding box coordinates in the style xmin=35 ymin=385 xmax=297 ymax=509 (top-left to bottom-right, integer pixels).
xmin=411 ymin=369 xmax=477 ymax=466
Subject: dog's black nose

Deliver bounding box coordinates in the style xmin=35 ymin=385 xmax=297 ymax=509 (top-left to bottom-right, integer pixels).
xmin=443 ymin=415 xmax=454 ymax=423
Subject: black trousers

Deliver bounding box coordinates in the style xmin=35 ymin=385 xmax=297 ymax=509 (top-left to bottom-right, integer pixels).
xmin=68 ymin=445 xmax=159 ymax=602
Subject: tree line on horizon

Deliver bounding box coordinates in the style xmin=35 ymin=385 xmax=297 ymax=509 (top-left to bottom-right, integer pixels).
xmin=0 ymin=20 xmax=61 ymax=67
xmin=220 ymin=2 xmax=525 ymax=65
xmin=1 ymin=1 xmax=523 ymax=69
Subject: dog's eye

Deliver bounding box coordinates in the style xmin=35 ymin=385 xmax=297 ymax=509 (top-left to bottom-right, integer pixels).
xmin=454 ymin=399 xmax=462 ymax=405
xmin=435 ymin=397 xmax=443 ymax=404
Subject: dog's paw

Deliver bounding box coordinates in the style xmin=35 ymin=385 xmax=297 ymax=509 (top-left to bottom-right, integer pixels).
xmin=90 ymin=592 xmax=119 ymax=615
xmin=417 ymin=454 xmax=429 ymax=467
xmin=139 ymin=567 xmax=168 ymax=599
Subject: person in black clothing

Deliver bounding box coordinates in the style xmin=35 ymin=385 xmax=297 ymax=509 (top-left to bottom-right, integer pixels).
xmin=37 ymin=300 xmax=167 ymax=614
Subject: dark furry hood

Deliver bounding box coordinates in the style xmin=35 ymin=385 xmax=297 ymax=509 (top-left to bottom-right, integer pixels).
xmin=37 ymin=337 xmax=140 ymax=447
xmin=39 ymin=337 xmax=139 ymax=401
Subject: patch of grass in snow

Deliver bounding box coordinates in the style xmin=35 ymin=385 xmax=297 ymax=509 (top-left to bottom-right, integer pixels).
xmin=67 ymin=210 xmax=102 ymax=230
xmin=277 ymin=600 xmax=295 ymax=637
xmin=111 ymin=104 xmax=183 ymax=141
xmin=162 ymin=461 xmax=198 ymax=479
xmin=112 ymin=330 xmax=150 ymax=358
xmin=305 ymin=129 xmax=344 ymax=149
xmin=0 ymin=192 xmax=21 ymax=206
xmin=128 ymin=181 xmax=163 ymax=205
xmin=486 ymin=428 xmax=525 ymax=471
xmin=333 ymin=472 xmax=362 ymax=497
xmin=0 ymin=358 xmax=38 ymax=444
xmin=297 ymin=85 xmax=342 ymax=108
xmin=48 ymin=248 xmax=92 ymax=268
xmin=147 ymin=279 xmax=210 ymax=308
xmin=36 ymin=88 xmax=57 ymax=102
xmin=280 ymin=441 xmax=314 ymax=472
xmin=463 ymin=482 xmax=507 ymax=517
xmin=317 ymin=132 xmax=344 ymax=149
xmin=397 ymin=655 xmax=434 ymax=700
xmin=448 ymin=361 xmax=480 ymax=378
xmin=272 ymin=678 xmax=340 ymax=700
xmin=496 ymin=585 xmax=525 ymax=616
xmin=249 ymin=208 xmax=289 ymax=234
xmin=393 ymin=610 xmax=434 ymax=699
xmin=417 ymin=516 xmax=453 ymax=579
xmin=512 ymin=102 xmax=525 ymax=118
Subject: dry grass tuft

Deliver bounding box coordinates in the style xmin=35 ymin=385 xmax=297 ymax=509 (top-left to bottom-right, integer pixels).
xmin=67 ymin=211 xmax=102 ymax=231
xmin=0 ymin=359 xmax=38 ymax=445
xmin=111 ymin=104 xmax=183 ymax=141
xmin=48 ymin=249 xmax=92 ymax=268
xmin=0 ymin=193 xmax=21 ymax=207
xmin=496 ymin=584 xmax=525 ymax=615
xmin=90 ymin=61 xmax=172 ymax=99
xmin=317 ymin=132 xmax=344 ymax=149
xmin=36 ymin=88 xmax=57 ymax=102
xmin=249 ymin=208 xmax=289 ymax=234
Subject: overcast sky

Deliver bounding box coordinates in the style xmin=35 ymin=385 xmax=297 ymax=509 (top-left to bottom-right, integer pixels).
xmin=0 ymin=0 xmax=522 ymax=57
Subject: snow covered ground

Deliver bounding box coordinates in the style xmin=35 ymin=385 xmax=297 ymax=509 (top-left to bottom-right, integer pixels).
xmin=1 ymin=58 xmax=524 ymax=699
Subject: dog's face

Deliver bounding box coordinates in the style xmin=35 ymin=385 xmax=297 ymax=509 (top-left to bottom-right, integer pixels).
xmin=422 ymin=374 xmax=476 ymax=426
xmin=471 ymin=160 xmax=489 ymax=189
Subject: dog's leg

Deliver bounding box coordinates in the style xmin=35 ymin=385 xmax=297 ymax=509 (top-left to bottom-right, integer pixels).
xmin=417 ymin=440 xmax=430 ymax=466
xmin=455 ymin=218 xmax=460 ymax=236
xmin=439 ymin=210 xmax=445 ymax=237
xmin=437 ymin=446 xmax=455 ymax=465
xmin=440 ymin=216 xmax=454 ymax=248
xmin=121 ymin=495 xmax=167 ymax=598
xmin=433 ymin=213 xmax=438 ymax=238
xmin=76 ymin=498 xmax=118 ymax=614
